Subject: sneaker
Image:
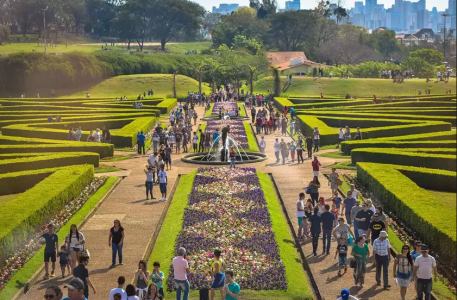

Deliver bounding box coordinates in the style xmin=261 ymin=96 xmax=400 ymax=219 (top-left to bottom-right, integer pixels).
xmin=384 ymin=285 xmax=391 ymax=289
xmin=50 ymin=272 xmax=55 ymax=277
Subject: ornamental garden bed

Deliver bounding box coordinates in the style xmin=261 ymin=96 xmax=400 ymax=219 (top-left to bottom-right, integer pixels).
xmin=148 ymin=167 xmax=313 ymax=299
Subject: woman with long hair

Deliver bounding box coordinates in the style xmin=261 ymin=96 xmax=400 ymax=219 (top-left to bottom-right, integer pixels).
xmin=393 ymin=244 xmax=414 ymax=300
xmin=306 ymin=176 xmax=320 ymax=206
xmin=135 ymin=260 xmax=150 ymax=299
xmin=65 ymin=224 xmax=85 ymax=271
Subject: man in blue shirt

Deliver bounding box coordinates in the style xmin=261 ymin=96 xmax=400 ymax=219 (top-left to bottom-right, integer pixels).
xmin=321 ymin=204 xmax=335 ymax=255
xmin=309 ymin=207 xmax=322 ymax=256
xmin=342 ymin=191 xmax=356 ymax=226
xmin=137 ymin=131 xmax=146 ymax=155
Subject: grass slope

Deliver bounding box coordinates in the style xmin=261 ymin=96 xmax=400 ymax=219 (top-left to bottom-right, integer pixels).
xmin=67 ymin=74 xmax=211 ymax=98
xmin=255 ymin=77 xmax=456 ymax=97
xmin=0 ymin=176 xmax=119 ymax=299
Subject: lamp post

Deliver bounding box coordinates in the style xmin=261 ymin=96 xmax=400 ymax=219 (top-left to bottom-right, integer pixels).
xmin=172 ymin=71 xmax=177 ymax=99
xmin=442 ymin=12 xmax=449 ymax=61
xmin=42 ymin=6 xmax=49 ymax=54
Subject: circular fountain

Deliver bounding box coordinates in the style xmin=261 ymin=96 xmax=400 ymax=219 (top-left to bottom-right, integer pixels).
xmin=181 ymin=134 xmax=266 ymax=165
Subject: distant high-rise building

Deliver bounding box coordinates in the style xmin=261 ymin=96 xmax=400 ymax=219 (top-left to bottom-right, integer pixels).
xmin=285 ymin=0 xmax=300 ymax=11
xmin=348 ymin=0 xmax=451 ymax=33
xmin=212 ymin=3 xmax=239 ymax=15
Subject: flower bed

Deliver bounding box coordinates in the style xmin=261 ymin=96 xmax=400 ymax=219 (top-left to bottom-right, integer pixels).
xmin=167 ymin=167 xmax=287 ymax=291
xmin=212 ymin=101 xmax=238 ymax=115
xmin=205 ymin=119 xmax=248 ymax=149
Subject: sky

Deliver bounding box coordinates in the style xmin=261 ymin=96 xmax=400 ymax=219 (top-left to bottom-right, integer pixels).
xmin=194 ymin=0 xmax=449 ymax=11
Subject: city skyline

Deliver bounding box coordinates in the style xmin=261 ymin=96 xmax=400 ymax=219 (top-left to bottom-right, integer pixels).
xmin=195 ymin=0 xmax=449 ymax=11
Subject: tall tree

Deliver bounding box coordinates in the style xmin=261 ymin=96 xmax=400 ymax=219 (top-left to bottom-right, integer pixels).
xmin=150 ymin=0 xmax=204 ymax=50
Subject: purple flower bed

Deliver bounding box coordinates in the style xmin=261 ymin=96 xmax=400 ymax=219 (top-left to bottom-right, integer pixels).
xmin=205 ymin=119 xmax=248 ymax=149
xmin=212 ymin=102 xmax=238 ymax=114
xmin=167 ymin=167 xmax=287 ymax=291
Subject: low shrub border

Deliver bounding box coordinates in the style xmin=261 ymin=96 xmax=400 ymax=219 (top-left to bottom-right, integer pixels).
xmin=356 ymin=162 xmax=456 ymax=269
xmin=0 ymin=165 xmax=94 ymax=265
xmin=0 ymin=176 xmax=120 ymax=300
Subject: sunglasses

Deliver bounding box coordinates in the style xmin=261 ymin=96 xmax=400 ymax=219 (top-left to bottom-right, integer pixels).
xmin=44 ymin=295 xmax=56 ymax=299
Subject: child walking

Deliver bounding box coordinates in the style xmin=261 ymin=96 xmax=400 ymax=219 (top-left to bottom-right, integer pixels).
xmin=58 ymin=245 xmax=70 ymax=278
xmin=158 ymin=165 xmax=167 ymax=201
xmin=334 ymin=236 xmax=348 ymax=276
xmin=151 ymin=262 xmax=165 ymax=300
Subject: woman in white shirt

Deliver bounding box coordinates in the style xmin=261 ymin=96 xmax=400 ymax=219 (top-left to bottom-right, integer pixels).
xmin=65 ymin=224 xmax=85 ymax=271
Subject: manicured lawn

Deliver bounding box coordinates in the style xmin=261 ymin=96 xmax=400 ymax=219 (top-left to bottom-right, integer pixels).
xmin=244 ymin=121 xmax=260 ymax=152
xmin=0 ymin=176 xmax=119 ymax=299
xmin=0 ymin=41 xmax=211 ymax=56
xmin=66 ymin=74 xmax=211 ymax=99
xmin=318 ymin=150 xmax=350 ymax=159
xmin=328 ymin=161 xmax=356 ymax=170
xmin=94 ymin=165 xmax=122 ymax=173
xmin=255 ymin=77 xmax=456 ymax=97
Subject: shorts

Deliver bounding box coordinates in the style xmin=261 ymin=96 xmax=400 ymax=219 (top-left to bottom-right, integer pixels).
xmin=211 ymin=272 xmax=225 ymax=289
xmin=297 ymin=216 xmax=304 ymax=226
xmin=159 ymin=183 xmax=167 ymax=193
xmin=338 ymin=255 xmax=347 ymax=267
xmin=44 ymin=251 xmax=56 ymax=263
xmin=313 ymin=171 xmax=319 ymax=177
xmin=60 ymin=260 xmax=69 ymax=267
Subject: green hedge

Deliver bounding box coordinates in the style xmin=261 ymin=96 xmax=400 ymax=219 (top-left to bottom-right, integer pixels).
xmin=356 ymin=162 xmax=456 ymax=268
xmin=341 ymin=140 xmax=456 ymax=155
xmin=0 ymin=168 xmax=55 ymax=195
xmin=0 ymin=152 xmax=99 ymax=173
xmin=274 ymin=97 xmax=295 ymax=110
xmin=352 ymin=148 xmax=456 ymax=171
xmin=0 ymin=165 xmax=94 ymax=264
xmin=156 ymin=98 xmax=177 ymax=113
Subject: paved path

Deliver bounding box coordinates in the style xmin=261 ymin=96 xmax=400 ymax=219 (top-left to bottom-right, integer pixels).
xmin=18 ymin=106 xmax=207 ymax=300
xmin=20 ymin=105 xmax=416 ymax=300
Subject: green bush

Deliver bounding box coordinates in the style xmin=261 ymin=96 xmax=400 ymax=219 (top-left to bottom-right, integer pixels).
xmin=0 ymin=165 xmax=94 ymax=264
xmin=357 ymin=162 xmax=456 ymax=268
xmin=352 ymin=148 xmax=456 ymax=171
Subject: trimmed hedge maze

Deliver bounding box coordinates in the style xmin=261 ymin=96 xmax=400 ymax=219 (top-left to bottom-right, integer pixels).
xmin=0 ymin=96 xmax=175 ymax=267
xmin=275 ymin=94 xmax=457 ymax=269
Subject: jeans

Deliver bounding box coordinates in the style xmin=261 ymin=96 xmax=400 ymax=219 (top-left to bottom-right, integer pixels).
xmin=313 ymin=139 xmax=320 ymax=152
xmin=175 ymin=279 xmax=190 ymax=300
xmin=353 ymin=221 xmax=359 ymax=240
xmin=307 ymin=148 xmax=312 ymax=159
xmin=297 ymin=149 xmax=304 ymax=163
xmin=310 ymin=192 xmax=319 ymax=206
xmin=112 ymin=243 xmax=123 ymax=265
xmin=311 ymin=232 xmax=320 ymax=255
xmin=345 ymin=212 xmax=352 ymax=226
xmin=146 ymin=181 xmax=153 ymax=198
xmin=138 ymin=143 xmax=145 ymax=154
xmin=375 ymin=254 xmax=389 ymax=286
xmin=416 ymin=278 xmax=432 ymax=300
xmin=322 ymin=229 xmax=332 ymax=253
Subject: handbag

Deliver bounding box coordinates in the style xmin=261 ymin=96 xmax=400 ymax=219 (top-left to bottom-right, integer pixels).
xmin=305 ymin=187 xmax=311 ymax=194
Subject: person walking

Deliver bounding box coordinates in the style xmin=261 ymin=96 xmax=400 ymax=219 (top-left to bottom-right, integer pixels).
xmin=273 ymin=138 xmax=280 ymax=163
xmin=321 ymin=204 xmax=335 ymax=255
xmin=259 ymin=136 xmax=266 ymax=154
xmin=65 ymin=224 xmax=85 ymax=272
xmin=109 ymin=276 xmax=127 ymax=300
xmin=306 ymin=176 xmax=320 ymax=206
xmin=229 ymin=147 xmax=236 ymax=169
xmin=341 ymin=191 xmax=356 ymax=226
xmin=373 ymin=231 xmax=391 ymax=289
xmin=280 ymin=139 xmax=288 ymax=165
xmin=73 ymin=254 xmax=96 ymax=298
xmin=311 ymin=156 xmax=321 ymax=177
xmin=192 ymin=132 xmax=198 ymax=153
xmin=413 ymin=244 xmax=437 ymax=300
xmin=137 ymin=131 xmax=146 ymax=155
xmin=289 ymin=140 xmax=296 ymax=163
xmin=173 ymin=247 xmax=190 ymax=300
xmin=393 ymin=245 xmax=413 ymax=300
xmin=42 ymin=223 xmax=58 ymax=279
xmin=296 ymin=138 xmax=304 ymax=163
xmin=367 ymin=210 xmax=386 ymax=244
xmin=309 ymin=207 xmax=322 ymax=256
xmin=198 ymin=129 xmax=205 ymax=152
xmin=351 ymin=202 xmax=363 ymax=240
xmin=328 ymin=168 xmax=341 ymax=195
xmin=334 ymin=236 xmax=349 ymax=276
xmin=145 ymin=166 xmax=155 ymax=200
xmin=333 ymin=217 xmax=354 ymax=242
xmin=313 ymin=128 xmax=320 ymax=152
xmin=352 ymin=236 xmax=369 ymax=287
xmin=158 ymin=165 xmax=167 ymax=201
xmin=296 ymin=193 xmax=306 ymax=241
xmin=135 ymin=260 xmax=150 ymax=299
xmin=354 ymin=203 xmax=373 ymax=239
xmin=152 ymin=131 xmax=160 ymax=154
xmin=305 ymin=136 xmax=313 ymax=159
xmin=109 ymin=219 xmax=125 ymax=267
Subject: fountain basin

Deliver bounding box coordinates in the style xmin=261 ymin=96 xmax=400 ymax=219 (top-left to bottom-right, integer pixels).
xmin=181 ymin=152 xmax=267 ymax=165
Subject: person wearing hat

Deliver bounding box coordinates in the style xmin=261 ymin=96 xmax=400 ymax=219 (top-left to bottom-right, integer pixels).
xmin=372 ymin=230 xmax=391 ymax=289
xmin=336 ymin=288 xmax=359 ymax=300
xmin=413 ymin=244 xmax=437 ymax=300
xmin=62 ymin=277 xmax=87 ymax=300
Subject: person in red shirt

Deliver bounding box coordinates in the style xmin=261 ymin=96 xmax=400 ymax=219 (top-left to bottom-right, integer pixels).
xmin=312 ymin=156 xmax=321 ymax=177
